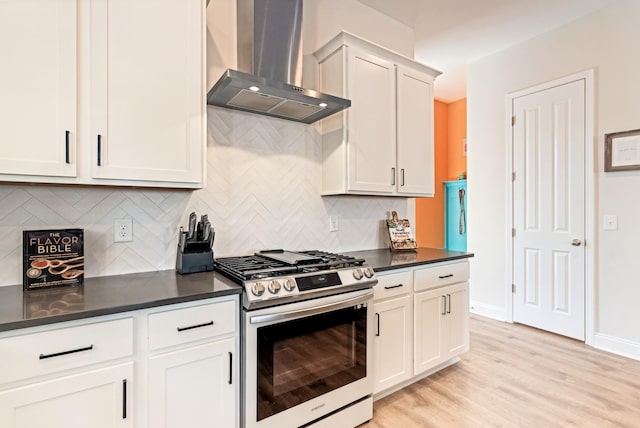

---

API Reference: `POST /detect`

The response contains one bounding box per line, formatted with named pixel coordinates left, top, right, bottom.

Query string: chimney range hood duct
left=207, top=0, right=350, bottom=124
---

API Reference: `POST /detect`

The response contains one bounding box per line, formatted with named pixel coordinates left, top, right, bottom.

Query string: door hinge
left=512, top=115, right=516, bottom=126
left=512, top=283, right=516, bottom=293
left=512, top=228, right=516, bottom=237
left=512, top=172, right=516, bottom=182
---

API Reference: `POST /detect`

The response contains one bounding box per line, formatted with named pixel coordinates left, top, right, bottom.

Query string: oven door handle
left=249, top=293, right=371, bottom=325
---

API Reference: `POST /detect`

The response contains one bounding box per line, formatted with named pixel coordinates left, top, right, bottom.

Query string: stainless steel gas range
left=214, top=250, right=377, bottom=428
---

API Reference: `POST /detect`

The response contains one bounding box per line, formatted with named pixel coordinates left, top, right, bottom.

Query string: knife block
left=176, top=241, right=214, bottom=274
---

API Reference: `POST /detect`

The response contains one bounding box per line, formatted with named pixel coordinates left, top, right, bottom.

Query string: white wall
left=0, top=0, right=415, bottom=287
left=467, top=0, right=640, bottom=356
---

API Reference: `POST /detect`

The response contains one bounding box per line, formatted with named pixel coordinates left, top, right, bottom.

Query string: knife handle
left=203, top=222, right=211, bottom=242
left=187, top=212, right=197, bottom=239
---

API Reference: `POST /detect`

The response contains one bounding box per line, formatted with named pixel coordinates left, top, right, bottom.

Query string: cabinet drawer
left=414, top=261, right=469, bottom=292
left=148, top=299, right=236, bottom=351
left=374, top=270, right=412, bottom=300
left=0, top=318, right=133, bottom=385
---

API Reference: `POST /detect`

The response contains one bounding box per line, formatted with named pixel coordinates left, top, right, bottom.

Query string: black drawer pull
left=228, top=352, right=233, bottom=384
left=97, top=134, right=102, bottom=166
left=39, top=344, right=93, bottom=360
left=65, top=130, right=70, bottom=164
left=176, top=320, right=214, bottom=332
left=122, top=379, right=127, bottom=419
left=384, top=284, right=404, bottom=290
left=438, top=274, right=454, bottom=279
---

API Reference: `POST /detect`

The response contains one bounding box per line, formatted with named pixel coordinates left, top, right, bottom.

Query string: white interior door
left=512, top=79, right=585, bottom=340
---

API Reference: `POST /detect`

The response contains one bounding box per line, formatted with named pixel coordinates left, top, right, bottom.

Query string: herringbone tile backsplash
left=0, top=107, right=408, bottom=286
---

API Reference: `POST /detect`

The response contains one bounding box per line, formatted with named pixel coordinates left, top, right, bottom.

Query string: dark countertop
left=0, top=270, right=241, bottom=333
left=345, top=247, right=474, bottom=272
left=0, top=247, right=472, bottom=333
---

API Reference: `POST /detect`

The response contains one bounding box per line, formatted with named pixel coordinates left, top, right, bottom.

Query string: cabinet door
left=346, top=46, right=396, bottom=193
left=149, top=337, right=236, bottom=428
left=442, top=282, right=469, bottom=360
left=396, top=65, right=434, bottom=196
left=373, top=295, right=412, bottom=394
left=413, top=287, right=445, bottom=375
left=90, top=0, right=204, bottom=185
left=0, top=0, right=77, bottom=178
left=0, top=362, right=133, bottom=428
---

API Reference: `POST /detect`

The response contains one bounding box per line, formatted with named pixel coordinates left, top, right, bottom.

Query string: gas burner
left=214, top=250, right=375, bottom=309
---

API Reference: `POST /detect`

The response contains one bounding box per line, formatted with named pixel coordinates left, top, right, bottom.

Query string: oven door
left=243, top=288, right=374, bottom=428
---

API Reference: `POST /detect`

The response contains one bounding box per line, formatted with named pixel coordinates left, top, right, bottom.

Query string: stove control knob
left=364, top=267, right=374, bottom=278
left=283, top=278, right=296, bottom=292
left=268, top=280, right=281, bottom=294
left=353, top=268, right=364, bottom=280
left=251, top=282, right=265, bottom=297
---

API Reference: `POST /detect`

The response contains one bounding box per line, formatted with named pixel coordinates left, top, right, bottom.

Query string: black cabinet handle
left=446, top=294, right=451, bottom=314
left=228, top=352, right=233, bottom=384
left=97, top=134, right=102, bottom=166
left=39, top=344, right=93, bottom=360
left=375, top=313, right=380, bottom=336
left=391, top=167, right=396, bottom=185
left=122, top=379, right=127, bottom=419
left=65, top=130, right=70, bottom=164
left=401, top=168, right=405, bottom=186
left=438, top=274, right=454, bottom=279
left=176, top=320, right=214, bottom=332
left=441, top=296, right=447, bottom=315
left=384, top=283, right=404, bottom=290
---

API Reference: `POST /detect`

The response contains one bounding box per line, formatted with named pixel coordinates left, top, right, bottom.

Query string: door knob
left=571, top=239, right=582, bottom=246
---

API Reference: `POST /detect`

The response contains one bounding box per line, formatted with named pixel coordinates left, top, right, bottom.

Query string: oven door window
left=256, top=304, right=367, bottom=421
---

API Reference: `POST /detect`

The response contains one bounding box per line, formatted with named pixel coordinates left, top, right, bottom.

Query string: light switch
left=603, top=214, right=618, bottom=231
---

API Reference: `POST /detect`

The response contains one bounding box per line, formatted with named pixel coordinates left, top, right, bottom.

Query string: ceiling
left=357, top=0, right=615, bottom=102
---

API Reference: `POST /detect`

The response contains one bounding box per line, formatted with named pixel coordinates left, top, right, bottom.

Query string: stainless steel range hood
left=207, top=0, right=350, bottom=124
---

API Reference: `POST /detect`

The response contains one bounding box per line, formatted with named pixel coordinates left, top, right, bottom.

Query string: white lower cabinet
left=0, top=317, right=134, bottom=428
left=148, top=338, right=235, bottom=428
left=373, top=294, right=412, bottom=394
left=413, top=282, right=469, bottom=375
left=0, top=363, right=133, bottom=428
left=0, top=295, right=239, bottom=428
left=145, top=297, right=239, bottom=428
left=372, top=260, right=470, bottom=397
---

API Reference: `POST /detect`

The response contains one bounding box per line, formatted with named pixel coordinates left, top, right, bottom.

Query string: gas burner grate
left=214, top=250, right=366, bottom=283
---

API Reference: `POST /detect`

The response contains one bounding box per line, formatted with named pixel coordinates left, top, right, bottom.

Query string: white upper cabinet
left=0, top=0, right=205, bottom=188
left=396, top=65, right=435, bottom=196
left=346, top=46, right=397, bottom=194
left=314, top=32, right=440, bottom=197
left=89, top=0, right=205, bottom=185
left=0, top=0, right=77, bottom=178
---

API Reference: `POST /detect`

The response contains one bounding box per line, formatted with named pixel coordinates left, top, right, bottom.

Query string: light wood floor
left=366, top=315, right=640, bottom=427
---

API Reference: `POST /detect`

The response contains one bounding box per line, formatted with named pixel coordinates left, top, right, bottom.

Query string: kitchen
left=1, top=0, right=640, bottom=426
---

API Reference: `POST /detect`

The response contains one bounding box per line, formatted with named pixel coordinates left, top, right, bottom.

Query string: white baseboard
left=593, top=333, right=640, bottom=361
left=469, top=301, right=507, bottom=321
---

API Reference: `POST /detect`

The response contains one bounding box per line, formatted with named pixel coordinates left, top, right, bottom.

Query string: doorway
left=507, top=71, right=595, bottom=343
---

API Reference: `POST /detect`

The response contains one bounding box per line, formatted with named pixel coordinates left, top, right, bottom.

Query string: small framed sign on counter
left=23, top=229, right=84, bottom=291
left=605, top=129, right=640, bottom=172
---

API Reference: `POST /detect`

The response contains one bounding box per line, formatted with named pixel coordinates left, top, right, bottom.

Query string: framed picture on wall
left=605, top=129, right=640, bottom=171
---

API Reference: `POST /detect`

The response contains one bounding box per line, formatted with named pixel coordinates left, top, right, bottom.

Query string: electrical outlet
left=114, top=218, right=133, bottom=242
left=603, top=214, right=618, bottom=231
left=329, top=216, right=339, bottom=232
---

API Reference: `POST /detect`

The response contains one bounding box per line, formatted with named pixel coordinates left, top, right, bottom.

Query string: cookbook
left=386, top=211, right=418, bottom=251
left=23, top=229, right=84, bottom=291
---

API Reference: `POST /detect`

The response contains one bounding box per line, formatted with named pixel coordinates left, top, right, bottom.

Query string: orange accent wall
left=415, top=98, right=467, bottom=249
left=415, top=100, right=448, bottom=248
left=447, top=98, right=467, bottom=181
